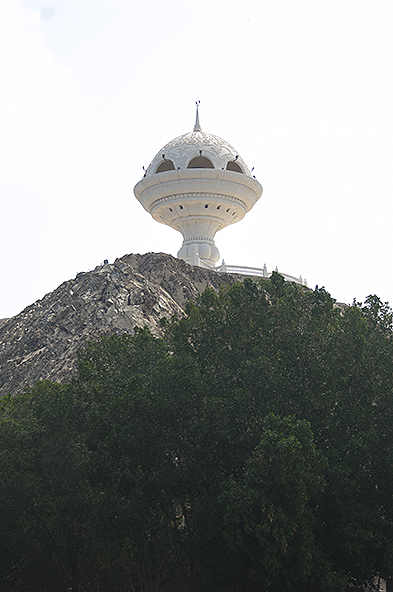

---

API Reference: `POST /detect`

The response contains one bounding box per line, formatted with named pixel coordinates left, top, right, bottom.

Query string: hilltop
left=0, top=252, right=243, bottom=397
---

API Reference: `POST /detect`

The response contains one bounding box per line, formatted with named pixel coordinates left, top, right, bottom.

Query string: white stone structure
left=217, top=261, right=306, bottom=286
left=134, top=106, right=262, bottom=269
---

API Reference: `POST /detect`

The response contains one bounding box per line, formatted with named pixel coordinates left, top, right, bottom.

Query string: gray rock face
left=0, top=253, right=242, bottom=397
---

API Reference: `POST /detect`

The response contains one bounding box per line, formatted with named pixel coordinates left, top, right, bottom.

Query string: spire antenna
left=193, top=100, right=202, bottom=132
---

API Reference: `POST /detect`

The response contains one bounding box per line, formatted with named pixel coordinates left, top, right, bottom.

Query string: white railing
left=216, top=262, right=306, bottom=286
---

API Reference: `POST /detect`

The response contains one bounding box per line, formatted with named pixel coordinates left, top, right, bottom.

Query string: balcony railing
left=216, top=262, right=306, bottom=286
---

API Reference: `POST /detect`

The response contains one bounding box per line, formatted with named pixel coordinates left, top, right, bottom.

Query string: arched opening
left=187, top=156, right=214, bottom=169
left=226, top=160, right=243, bottom=173
left=156, top=160, right=175, bottom=173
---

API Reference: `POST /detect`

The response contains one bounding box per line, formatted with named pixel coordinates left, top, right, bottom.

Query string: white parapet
left=216, top=261, right=306, bottom=286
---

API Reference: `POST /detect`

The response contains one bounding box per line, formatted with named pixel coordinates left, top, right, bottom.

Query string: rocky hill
left=0, top=253, right=243, bottom=398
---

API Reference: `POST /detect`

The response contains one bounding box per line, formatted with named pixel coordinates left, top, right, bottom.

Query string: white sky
left=1, top=0, right=392, bottom=318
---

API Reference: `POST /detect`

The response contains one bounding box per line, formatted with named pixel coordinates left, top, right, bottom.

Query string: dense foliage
left=1, top=275, right=393, bottom=592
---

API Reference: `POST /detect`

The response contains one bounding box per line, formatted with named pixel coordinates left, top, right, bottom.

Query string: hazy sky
left=1, top=0, right=393, bottom=318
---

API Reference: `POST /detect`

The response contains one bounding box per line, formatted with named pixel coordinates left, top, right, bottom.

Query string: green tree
left=220, top=414, right=326, bottom=592
left=0, top=381, right=94, bottom=592
left=1, top=278, right=393, bottom=592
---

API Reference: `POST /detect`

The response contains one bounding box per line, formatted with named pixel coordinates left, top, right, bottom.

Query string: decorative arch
left=156, top=160, right=175, bottom=173
left=226, top=160, right=243, bottom=173
left=187, top=156, right=214, bottom=169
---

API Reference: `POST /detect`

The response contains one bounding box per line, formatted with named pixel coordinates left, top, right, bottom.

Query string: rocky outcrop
left=0, top=253, right=243, bottom=397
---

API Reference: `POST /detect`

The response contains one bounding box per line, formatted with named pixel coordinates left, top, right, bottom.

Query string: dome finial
left=193, top=100, right=202, bottom=132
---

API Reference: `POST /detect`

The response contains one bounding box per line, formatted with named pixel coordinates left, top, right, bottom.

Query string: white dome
left=145, top=130, right=251, bottom=177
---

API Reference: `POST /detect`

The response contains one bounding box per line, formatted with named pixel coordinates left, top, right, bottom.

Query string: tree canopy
left=1, top=275, right=393, bottom=592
